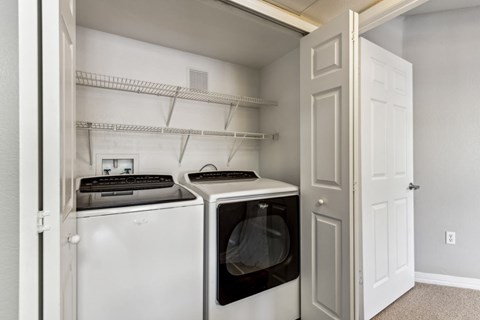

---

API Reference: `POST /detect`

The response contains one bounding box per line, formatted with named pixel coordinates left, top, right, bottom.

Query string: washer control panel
left=79, top=174, right=174, bottom=192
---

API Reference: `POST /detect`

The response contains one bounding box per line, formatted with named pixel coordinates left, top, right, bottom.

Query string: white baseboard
left=415, top=272, right=480, bottom=291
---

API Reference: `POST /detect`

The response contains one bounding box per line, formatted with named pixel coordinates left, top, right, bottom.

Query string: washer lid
left=76, top=175, right=198, bottom=211
left=183, top=171, right=298, bottom=202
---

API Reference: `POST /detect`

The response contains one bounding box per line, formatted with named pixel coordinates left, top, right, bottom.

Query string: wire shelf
left=76, top=71, right=277, bottom=108
left=76, top=121, right=277, bottom=140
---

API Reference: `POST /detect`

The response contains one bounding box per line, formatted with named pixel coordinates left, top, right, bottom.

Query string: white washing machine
left=183, top=171, right=300, bottom=320
left=76, top=174, right=204, bottom=320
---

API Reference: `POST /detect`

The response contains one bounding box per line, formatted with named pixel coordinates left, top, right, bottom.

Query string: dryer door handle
left=258, top=203, right=269, bottom=209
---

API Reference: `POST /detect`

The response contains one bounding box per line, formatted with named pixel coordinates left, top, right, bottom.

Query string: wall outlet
left=445, top=231, right=456, bottom=245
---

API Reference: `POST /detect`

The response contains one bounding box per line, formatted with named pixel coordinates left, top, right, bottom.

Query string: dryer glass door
left=226, top=213, right=290, bottom=275
left=217, top=195, right=299, bottom=305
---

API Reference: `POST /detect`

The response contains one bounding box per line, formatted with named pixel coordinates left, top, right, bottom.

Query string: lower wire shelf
left=76, top=121, right=279, bottom=165
left=76, top=121, right=277, bottom=140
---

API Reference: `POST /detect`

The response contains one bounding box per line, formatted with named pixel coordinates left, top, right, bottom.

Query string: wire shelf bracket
left=87, top=122, right=93, bottom=167
left=227, top=135, right=246, bottom=166
left=225, top=101, right=240, bottom=130
left=179, top=134, right=191, bottom=164
left=166, top=87, right=180, bottom=127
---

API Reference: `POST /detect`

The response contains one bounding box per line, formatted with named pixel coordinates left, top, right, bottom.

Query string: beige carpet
left=373, top=283, right=480, bottom=320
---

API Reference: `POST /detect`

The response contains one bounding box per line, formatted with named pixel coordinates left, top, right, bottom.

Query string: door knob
left=68, top=234, right=81, bottom=245
left=317, top=199, right=325, bottom=206
left=408, top=183, right=420, bottom=191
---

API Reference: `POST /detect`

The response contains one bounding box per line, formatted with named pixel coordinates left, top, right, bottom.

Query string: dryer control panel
left=188, top=171, right=258, bottom=183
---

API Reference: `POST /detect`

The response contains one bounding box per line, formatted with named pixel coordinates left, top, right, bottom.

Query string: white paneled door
left=300, top=10, right=358, bottom=320
left=43, top=0, right=77, bottom=320
left=360, top=38, right=414, bottom=320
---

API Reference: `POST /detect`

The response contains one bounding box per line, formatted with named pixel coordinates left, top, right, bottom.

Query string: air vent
left=189, top=69, right=209, bottom=91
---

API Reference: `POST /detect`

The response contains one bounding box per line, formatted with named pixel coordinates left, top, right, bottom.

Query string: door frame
left=359, top=0, right=430, bottom=33
left=18, top=0, right=40, bottom=319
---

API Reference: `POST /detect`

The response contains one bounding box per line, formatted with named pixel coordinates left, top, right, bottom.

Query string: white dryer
left=76, top=174, right=204, bottom=320
left=183, top=171, right=300, bottom=320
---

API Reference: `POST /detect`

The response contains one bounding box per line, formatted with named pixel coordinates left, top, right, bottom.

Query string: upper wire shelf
left=76, top=71, right=278, bottom=108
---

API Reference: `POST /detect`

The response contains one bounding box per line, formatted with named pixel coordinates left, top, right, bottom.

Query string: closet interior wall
left=76, top=27, right=262, bottom=177
left=0, top=0, right=19, bottom=319
left=259, top=48, right=300, bottom=186
left=362, top=17, right=405, bottom=58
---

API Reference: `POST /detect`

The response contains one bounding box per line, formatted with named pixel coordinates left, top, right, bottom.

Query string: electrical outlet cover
left=446, top=231, right=456, bottom=245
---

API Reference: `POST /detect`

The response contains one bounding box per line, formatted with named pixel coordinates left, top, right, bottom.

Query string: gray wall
left=404, top=7, right=480, bottom=279
left=259, top=48, right=300, bottom=186
left=0, top=0, right=19, bottom=319
left=363, top=17, right=405, bottom=58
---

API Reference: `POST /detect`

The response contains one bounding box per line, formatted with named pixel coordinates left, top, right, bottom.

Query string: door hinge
left=353, top=181, right=358, bottom=192
left=37, top=210, right=51, bottom=233
left=351, top=31, right=357, bottom=41
left=359, top=269, right=364, bottom=285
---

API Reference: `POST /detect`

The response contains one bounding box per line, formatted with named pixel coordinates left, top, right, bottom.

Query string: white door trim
left=218, top=0, right=318, bottom=32
left=42, top=0, right=77, bottom=318
left=18, top=0, right=40, bottom=319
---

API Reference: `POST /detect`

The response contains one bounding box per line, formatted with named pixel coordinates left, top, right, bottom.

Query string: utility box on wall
left=96, top=154, right=139, bottom=175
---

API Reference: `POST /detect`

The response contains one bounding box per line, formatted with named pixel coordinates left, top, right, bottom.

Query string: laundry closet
left=70, top=1, right=303, bottom=320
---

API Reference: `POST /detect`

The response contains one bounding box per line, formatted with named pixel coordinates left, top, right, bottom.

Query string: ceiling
left=76, top=0, right=303, bottom=69
left=77, top=0, right=480, bottom=69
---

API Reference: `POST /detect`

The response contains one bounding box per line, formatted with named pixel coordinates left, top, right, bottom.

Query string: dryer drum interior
left=217, top=195, right=299, bottom=305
